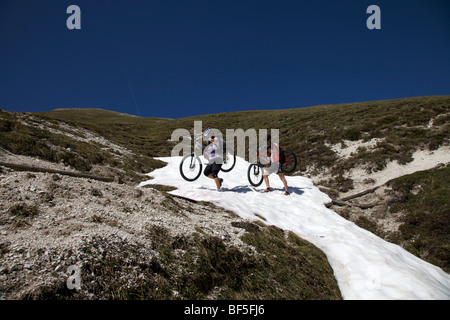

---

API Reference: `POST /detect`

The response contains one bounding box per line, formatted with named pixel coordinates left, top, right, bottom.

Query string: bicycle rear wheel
left=281, top=150, right=297, bottom=174
left=220, top=152, right=236, bottom=172
left=179, top=154, right=202, bottom=181
left=247, top=164, right=264, bottom=187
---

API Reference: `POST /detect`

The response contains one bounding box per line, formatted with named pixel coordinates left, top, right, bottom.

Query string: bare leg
left=214, top=177, right=220, bottom=189
left=278, top=173, right=288, bottom=192
left=208, top=174, right=221, bottom=190
left=263, top=174, right=270, bottom=189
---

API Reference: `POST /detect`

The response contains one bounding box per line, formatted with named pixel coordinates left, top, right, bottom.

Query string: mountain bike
left=179, top=137, right=236, bottom=182
left=247, top=148, right=297, bottom=187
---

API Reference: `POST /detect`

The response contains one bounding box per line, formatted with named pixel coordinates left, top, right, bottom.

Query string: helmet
left=203, top=128, right=214, bottom=141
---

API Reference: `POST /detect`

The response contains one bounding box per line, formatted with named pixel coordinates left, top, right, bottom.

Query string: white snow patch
left=327, top=138, right=384, bottom=159
left=139, top=156, right=450, bottom=300
left=347, top=146, right=450, bottom=195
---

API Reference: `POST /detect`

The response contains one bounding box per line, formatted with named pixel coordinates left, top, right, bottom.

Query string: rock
left=10, top=264, right=22, bottom=272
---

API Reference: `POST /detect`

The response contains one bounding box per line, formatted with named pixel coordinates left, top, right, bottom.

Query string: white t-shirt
left=204, top=137, right=223, bottom=162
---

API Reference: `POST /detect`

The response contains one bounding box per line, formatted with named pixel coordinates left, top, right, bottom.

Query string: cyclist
left=262, top=135, right=289, bottom=195
left=202, top=128, right=224, bottom=190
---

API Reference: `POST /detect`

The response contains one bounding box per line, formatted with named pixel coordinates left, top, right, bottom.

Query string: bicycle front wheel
left=180, top=154, right=203, bottom=181
left=247, top=164, right=264, bottom=187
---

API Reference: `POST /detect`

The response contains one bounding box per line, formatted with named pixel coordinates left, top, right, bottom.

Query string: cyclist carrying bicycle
left=261, top=135, right=289, bottom=195
left=202, top=128, right=224, bottom=190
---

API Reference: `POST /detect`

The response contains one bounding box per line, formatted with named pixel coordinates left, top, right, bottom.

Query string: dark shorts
left=204, top=162, right=222, bottom=178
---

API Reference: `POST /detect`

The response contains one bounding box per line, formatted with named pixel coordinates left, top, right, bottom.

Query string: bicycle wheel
left=247, top=164, right=264, bottom=187
left=179, top=154, right=202, bottom=181
left=281, top=150, right=297, bottom=174
left=220, top=152, right=236, bottom=172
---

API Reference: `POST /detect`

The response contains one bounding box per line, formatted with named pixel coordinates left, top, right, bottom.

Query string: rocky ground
left=0, top=152, right=256, bottom=299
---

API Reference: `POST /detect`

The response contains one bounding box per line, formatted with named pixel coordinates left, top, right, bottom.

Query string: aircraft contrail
left=124, top=65, right=140, bottom=117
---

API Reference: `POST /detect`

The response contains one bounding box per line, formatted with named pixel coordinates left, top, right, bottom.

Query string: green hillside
left=0, top=109, right=166, bottom=182
left=386, top=166, right=450, bottom=272
left=36, top=95, right=449, bottom=189
left=1, top=95, right=447, bottom=190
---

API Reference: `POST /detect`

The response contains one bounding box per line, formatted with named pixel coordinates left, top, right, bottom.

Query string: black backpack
left=279, top=149, right=286, bottom=164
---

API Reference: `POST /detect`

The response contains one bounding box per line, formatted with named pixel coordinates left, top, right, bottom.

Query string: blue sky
left=0, top=0, right=449, bottom=118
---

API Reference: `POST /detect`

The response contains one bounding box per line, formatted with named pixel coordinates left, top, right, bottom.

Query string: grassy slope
left=112, top=222, right=342, bottom=300
left=179, top=96, right=449, bottom=183
left=0, top=109, right=166, bottom=182
left=34, top=108, right=176, bottom=158
left=37, top=96, right=450, bottom=183
left=386, top=165, right=450, bottom=272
